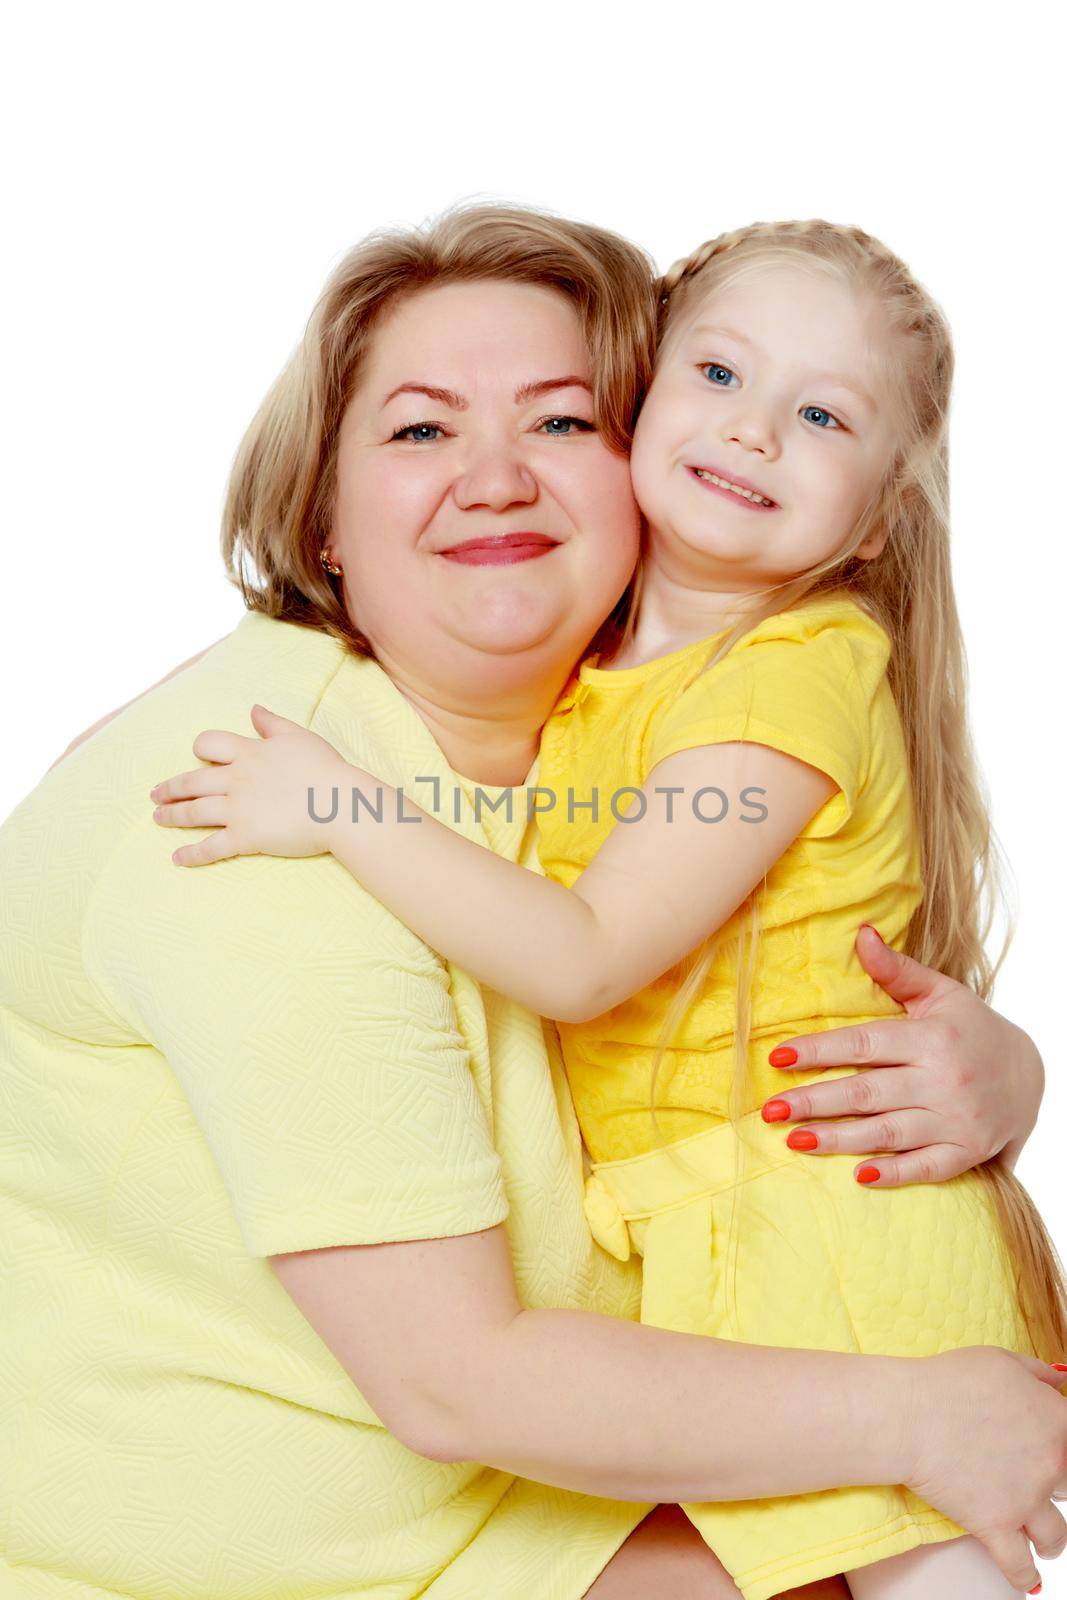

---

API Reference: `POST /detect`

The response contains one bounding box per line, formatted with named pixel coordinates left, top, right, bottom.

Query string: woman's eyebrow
left=381, top=376, right=592, bottom=410
left=382, top=382, right=468, bottom=409
left=514, top=375, right=592, bottom=402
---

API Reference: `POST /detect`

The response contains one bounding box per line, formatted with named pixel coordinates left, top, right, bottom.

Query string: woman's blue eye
left=392, top=423, right=443, bottom=442
left=540, top=415, right=595, bottom=436
left=701, top=363, right=739, bottom=387
left=801, top=406, right=841, bottom=430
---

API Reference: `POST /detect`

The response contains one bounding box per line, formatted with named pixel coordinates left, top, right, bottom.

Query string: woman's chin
left=448, top=586, right=589, bottom=659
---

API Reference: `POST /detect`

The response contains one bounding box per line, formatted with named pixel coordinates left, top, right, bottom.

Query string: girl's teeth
left=695, top=469, right=772, bottom=506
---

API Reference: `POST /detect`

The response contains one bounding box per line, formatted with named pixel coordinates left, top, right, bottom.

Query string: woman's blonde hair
left=221, top=203, right=658, bottom=657
left=602, top=219, right=1067, bottom=1365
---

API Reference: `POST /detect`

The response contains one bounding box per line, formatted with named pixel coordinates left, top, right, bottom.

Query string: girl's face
left=630, top=262, right=900, bottom=587
left=329, top=280, right=640, bottom=693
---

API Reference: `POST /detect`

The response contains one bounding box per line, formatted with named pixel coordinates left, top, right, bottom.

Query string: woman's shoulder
left=3, top=612, right=355, bottom=871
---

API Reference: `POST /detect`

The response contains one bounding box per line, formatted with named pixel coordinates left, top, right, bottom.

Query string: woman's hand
left=900, top=1347, right=1067, bottom=1593
left=761, top=924, right=1044, bottom=1188
left=150, top=703, right=356, bottom=866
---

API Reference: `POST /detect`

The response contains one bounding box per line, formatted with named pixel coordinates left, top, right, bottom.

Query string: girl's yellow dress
left=537, top=592, right=1034, bottom=1600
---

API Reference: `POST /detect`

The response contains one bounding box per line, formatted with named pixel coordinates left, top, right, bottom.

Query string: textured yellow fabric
left=537, top=593, right=925, bottom=1162
left=0, top=611, right=646, bottom=1598
left=537, top=592, right=1035, bottom=1596
left=582, top=1104, right=1033, bottom=1600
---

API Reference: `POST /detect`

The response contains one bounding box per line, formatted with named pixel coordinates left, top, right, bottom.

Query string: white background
left=3, top=3, right=1063, bottom=1218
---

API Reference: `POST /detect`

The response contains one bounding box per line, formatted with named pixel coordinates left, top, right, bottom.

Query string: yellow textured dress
left=537, top=592, right=1034, bottom=1600
left=0, top=611, right=648, bottom=1600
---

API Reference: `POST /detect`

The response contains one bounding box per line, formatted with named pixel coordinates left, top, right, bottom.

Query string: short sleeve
left=647, top=605, right=888, bottom=836
left=83, top=815, right=509, bottom=1257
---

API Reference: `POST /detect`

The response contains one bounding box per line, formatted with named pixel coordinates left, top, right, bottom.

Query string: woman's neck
left=374, top=653, right=566, bottom=787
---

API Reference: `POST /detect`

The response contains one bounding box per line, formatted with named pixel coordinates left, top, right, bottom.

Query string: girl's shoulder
left=728, top=592, right=893, bottom=686
left=742, top=591, right=889, bottom=651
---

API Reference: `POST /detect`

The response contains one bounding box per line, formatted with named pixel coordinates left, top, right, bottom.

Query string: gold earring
left=319, top=548, right=342, bottom=576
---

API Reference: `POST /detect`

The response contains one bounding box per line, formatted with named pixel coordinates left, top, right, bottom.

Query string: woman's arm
left=47, top=636, right=226, bottom=770
left=151, top=706, right=834, bottom=1023
left=757, top=924, right=1046, bottom=1186
left=271, top=1221, right=1067, bottom=1596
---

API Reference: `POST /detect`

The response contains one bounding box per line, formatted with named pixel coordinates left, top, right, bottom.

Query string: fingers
left=1025, top=1499, right=1067, bottom=1562
left=764, top=1065, right=926, bottom=1123
left=852, top=923, right=954, bottom=1008
left=980, top=1527, right=1043, bottom=1594
left=840, top=1144, right=971, bottom=1189
left=772, top=1107, right=951, bottom=1160
left=249, top=703, right=301, bottom=734
left=770, top=1018, right=919, bottom=1071
left=759, top=1067, right=977, bottom=1186
left=169, top=831, right=242, bottom=867
left=153, top=798, right=229, bottom=829
left=151, top=768, right=231, bottom=804
left=191, top=729, right=250, bottom=763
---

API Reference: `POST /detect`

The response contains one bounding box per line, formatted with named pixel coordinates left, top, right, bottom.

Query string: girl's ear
left=855, top=527, right=889, bottom=560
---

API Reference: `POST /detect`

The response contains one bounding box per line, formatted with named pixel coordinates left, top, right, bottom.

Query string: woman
left=1, top=205, right=1062, bottom=1600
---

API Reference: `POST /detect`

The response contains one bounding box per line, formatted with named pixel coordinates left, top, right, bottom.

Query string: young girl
left=150, top=220, right=1067, bottom=1599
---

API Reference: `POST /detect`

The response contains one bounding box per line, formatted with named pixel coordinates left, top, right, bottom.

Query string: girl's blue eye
left=701, top=363, right=739, bottom=387
left=540, top=415, right=595, bottom=436
left=392, top=423, right=444, bottom=442
left=801, top=406, right=841, bottom=430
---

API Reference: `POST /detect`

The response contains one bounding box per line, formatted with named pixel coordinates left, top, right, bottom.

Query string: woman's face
left=329, top=281, right=640, bottom=696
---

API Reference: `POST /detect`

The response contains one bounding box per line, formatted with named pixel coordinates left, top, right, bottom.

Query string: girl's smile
left=688, top=464, right=779, bottom=510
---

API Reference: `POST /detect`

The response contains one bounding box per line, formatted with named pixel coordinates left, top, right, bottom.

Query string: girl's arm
left=151, top=705, right=834, bottom=1023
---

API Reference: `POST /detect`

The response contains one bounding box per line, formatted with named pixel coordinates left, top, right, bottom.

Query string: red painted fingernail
left=768, top=1046, right=798, bottom=1066
left=1052, top=1363, right=1067, bottom=1371
left=858, top=923, right=885, bottom=944
left=787, top=1129, right=819, bottom=1150
left=856, top=1165, right=881, bottom=1184
left=1028, top=1583, right=1041, bottom=1594
left=761, top=1100, right=792, bottom=1123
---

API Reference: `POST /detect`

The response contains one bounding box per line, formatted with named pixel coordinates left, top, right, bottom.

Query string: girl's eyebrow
left=381, top=376, right=592, bottom=410
left=686, top=323, right=877, bottom=413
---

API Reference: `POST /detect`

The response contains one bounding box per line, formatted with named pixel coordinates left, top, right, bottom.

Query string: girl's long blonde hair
left=595, top=219, right=1067, bottom=1363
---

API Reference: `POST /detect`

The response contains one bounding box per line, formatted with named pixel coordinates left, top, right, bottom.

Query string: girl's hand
left=150, top=704, right=355, bottom=866
left=760, top=924, right=1044, bottom=1188
left=901, top=1347, right=1067, bottom=1593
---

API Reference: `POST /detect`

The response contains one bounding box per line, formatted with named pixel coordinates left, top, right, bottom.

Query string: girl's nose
left=453, top=442, right=539, bottom=512
left=723, top=411, right=780, bottom=459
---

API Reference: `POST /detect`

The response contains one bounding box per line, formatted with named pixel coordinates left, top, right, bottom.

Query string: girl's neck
left=604, top=547, right=771, bottom=671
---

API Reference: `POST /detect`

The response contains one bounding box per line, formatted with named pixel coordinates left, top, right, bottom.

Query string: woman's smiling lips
left=687, top=464, right=779, bottom=511
left=439, top=532, right=562, bottom=566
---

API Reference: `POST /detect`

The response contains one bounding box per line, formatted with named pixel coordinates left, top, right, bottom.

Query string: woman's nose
left=453, top=441, right=539, bottom=511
